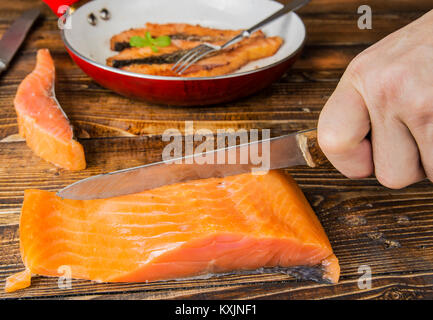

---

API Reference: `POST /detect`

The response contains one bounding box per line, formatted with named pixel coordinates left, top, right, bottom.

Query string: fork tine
left=172, top=46, right=210, bottom=73
left=171, top=45, right=206, bottom=72
left=178, top=47, right=215, bottom=74
left=171, top=48, right=198, bottom=70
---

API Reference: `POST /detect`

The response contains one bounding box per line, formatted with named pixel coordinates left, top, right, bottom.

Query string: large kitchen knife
left=0, top=8, right=40, bottom=74
left=58, top=128, right=330, bottom=200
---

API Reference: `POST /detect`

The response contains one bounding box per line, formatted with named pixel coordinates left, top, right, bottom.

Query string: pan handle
left=41, top=0, right=83, bottom=17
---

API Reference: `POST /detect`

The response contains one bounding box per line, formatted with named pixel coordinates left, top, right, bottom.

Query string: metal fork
left=171, top=0, right=310, bottom=75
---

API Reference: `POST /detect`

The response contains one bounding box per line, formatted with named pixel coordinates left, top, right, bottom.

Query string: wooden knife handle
left=296, top=129, right=331, bottom=168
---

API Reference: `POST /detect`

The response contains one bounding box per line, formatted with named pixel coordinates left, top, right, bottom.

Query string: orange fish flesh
left=5, top=170, right=339, bottom=292
left=13, top=49, right=86, bottom=171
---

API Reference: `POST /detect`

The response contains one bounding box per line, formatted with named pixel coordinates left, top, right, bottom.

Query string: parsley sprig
left=129, top=32, right=171, bottom=52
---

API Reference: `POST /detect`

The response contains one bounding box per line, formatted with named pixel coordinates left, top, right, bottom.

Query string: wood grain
left=0, top=0, right=431, bottom=22
left=0, top=0, right=432, bottom=300
left=2, top=138, right=433, bottom=299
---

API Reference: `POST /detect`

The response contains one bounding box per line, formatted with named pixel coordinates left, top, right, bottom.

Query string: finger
left=406, top=122, right=433, bottom=183
left=396, top=79, right=433, bottom=183
left=371, top=116, right=425, bottom=189
left=318, top=79, right=373, bottom=179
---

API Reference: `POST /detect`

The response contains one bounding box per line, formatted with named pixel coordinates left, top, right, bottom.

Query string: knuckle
left=359, top=65, right=408, bottom=114
left=318, top=127, right=351, bottom=155
left=425, top=169, right=433, bottom=182
left=346, top=165, right=373, bottom=180
left=344, top=171, right=370, bottom=180
left=403, top=96, right=433, bottom=128
left=421, top=162, right=433, bottom=183
left=346, top=52, right=369, bottom=81
left=427, top=174, right=433, bottom=185
left=348, top=56, right=412, bottom=114
left=375, top=170, right=409, bottom=190
left=377, top=66, right=408, bottom=100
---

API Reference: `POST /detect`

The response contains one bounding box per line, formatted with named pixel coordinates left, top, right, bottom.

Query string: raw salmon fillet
left=5, top=170, right=339, bottom=292
left=13, top=49, right=86, bottom=171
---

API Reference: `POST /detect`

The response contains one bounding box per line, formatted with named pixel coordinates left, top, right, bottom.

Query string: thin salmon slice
left=14, top=49, right=86, bottom=171
left=110, top=23, right=242, bottom=51
left=120, top=36, right=283, bottom=77
left=107, top=31, right=265, bottom=69
left=106, top=41, right=202, bottom=68
left=107, top=23, right=283, bottom=77
left=4, top=269, right=31, bottom=293
left=5, top=170, right=339, bottom=292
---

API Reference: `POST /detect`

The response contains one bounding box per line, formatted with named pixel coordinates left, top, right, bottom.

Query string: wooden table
left=1, top=0, right=432, bottom=300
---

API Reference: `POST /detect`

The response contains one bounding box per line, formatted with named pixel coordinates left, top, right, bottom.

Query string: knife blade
left=0, top=8, right=40, bottom=74
left=58, top=128, right=329, bottom=200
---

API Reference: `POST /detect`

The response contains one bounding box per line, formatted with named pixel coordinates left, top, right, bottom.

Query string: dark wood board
left=0, top=0, right=432, bottom=300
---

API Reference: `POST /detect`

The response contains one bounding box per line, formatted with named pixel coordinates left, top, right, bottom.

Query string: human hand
left=318, top=10, right=433, bottom=189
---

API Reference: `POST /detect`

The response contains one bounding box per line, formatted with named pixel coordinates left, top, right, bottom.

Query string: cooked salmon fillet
left=5, top=170, right=339, bottom=292
left=120, top=36, right=283, bottom=77
left=110, top=23, right=242, bottom=51
left=13, top=49, right=86, bottom=171
left=106, top=41, right=202, bottom=68
left=107, top=23, right=283, bottom=77
left=107, top=30, right=265, bottom=68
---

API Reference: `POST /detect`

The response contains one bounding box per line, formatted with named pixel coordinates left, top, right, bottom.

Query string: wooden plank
left=1, top=137, right=433, bottom=299
left=0, top=12, right=424, bottom=48
left=303, top=12, right=424, bottom=45
left=0, top=45, right=359, bottom=88
left=1, top=0, right=432, bottom=300
left=0, top=8, right=426, bottom=141
left=0, top=43, right=357, bottom=139
left=0, top=0, right=431, bottom=22
left=0, top=77, right=337, bottom=139
left=0, top=43, right=362, bottom=78
left=82, top=273, right=433, bottom=300
left=294, top=0, right=433, bottom=14
left=4, top=272, right=433, bottom=300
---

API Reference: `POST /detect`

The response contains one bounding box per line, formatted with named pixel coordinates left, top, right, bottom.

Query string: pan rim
left=61, top=2, right=306, bottom=81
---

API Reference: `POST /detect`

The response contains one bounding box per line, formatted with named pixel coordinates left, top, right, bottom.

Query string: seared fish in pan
left=107, top=23, right=283, bottom=77
left=110, top=23, right=243, bottom=51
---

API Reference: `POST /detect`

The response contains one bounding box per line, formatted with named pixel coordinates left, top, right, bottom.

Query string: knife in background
left=58, top=128, right=330, bottom=200
left=0, top=8, right=40, bottom=74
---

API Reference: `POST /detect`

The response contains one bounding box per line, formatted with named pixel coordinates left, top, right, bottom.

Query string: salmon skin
left=5, top=170, right=339, bottom=292
left=114, top=36, right=283, bottom=77
left=107, top=31, right=262, bottom=68
left=107, top=44, right=199, bottom=69
left=107, top=23, right=283, bottom=77
left=110, top=23, right=242, bottom=51
left=13, top=49, right=86, bottom=171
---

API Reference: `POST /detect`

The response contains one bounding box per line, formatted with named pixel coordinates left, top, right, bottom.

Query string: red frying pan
left=42, top=0, right=306, bottom=106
